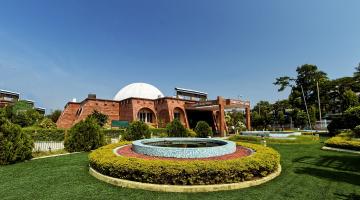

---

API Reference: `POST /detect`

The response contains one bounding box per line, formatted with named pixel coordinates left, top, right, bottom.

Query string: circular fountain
left=131, top=138, right=236, bottom=158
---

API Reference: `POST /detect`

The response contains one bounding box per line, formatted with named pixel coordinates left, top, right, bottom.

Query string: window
left=137, top=109, right=153, bottom=123
left=174, top=112, right=180, bottom=120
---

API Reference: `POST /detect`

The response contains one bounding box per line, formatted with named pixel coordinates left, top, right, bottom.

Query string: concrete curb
left=89, top=164, right=282, bottom=193
left=322, top=146, right=360, bottom=155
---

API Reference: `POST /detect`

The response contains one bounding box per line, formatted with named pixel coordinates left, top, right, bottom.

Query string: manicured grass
left=0, top=141, right=359, bottom=200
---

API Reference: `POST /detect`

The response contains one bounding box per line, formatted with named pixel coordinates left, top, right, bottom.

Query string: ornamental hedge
left=325, top=136, right=360, bottom=151
left=89, top=142, right=280, bottom=185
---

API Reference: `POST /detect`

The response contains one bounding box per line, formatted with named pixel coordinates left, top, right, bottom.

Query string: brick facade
left=56, top=96, right=251, bottom=136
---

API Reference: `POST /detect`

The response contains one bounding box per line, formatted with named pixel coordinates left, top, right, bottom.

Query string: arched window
left=137, top=108, right=154, bottom=123
left=173, top=107, right=185, bottom=124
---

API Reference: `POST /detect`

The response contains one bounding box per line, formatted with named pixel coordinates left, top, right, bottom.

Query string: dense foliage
left=0, top=101, right=43, bottom=127
left=89, top=142, right=280, bottom=185
left=194, top=121, right=212, bottom=138
left=22, top=127, right=65, bottom=141
left=249, top=64, right=360, bottom=130
left=46, top=110, right=62, bottom=123
left=35, top=118, right=57, bottom=129
left=87, top=110, right=109, bottom=127
left=122, top=121, right=150, bottom=141
left=353, top=125, right=360, bottom=138
left=64, top=117, right=105, bottom=152
left=0, top=118, right=33, bottom=165
left=327, top=105, right=360, bottom=135
left=166, top=119, right=188, bottom=137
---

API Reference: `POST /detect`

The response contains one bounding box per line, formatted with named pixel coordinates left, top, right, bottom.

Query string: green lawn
left=0, top=141, right=359, bottom=200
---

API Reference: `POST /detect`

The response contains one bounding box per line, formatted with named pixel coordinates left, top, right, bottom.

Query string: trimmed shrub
left=149, top=128, right=167, bottom=136
left=64, top=117, right=105, bottom=152
left=186, top=129, right=197, bottom=137
left=194, top=121, right=212, bottom=138
left=166, top=119, right=187, bottom=137
left=89, top=142, right=280, bottom=185
left=325, top=136, right=360, bottom=151
left=0, top=118, right=33, bottom=165
left=102, top=129, right=126, bottom=138
left=22, top=127, right=65, bottom=141
left=122, top=121, right=150, bottom=141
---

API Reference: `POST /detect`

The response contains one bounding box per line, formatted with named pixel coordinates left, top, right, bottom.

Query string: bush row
left=89, top=142, right=280, bottom=185
left=324, top=136, right=360, bottom=151
left=22, top=127, right=66, bottom=141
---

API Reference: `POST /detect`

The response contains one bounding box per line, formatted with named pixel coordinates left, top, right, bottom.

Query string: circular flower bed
left=89, top=141, right=280, bottom=185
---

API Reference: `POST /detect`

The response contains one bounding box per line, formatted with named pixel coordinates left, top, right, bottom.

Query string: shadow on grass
left=292, top=155, right=360, bottom=172
left=334, top=193, right=360, bottom=200
left=294, top=167, right=360, bottom=186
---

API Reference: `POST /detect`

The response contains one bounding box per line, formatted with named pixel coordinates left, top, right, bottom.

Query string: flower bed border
left=89, top=141, right=280, bottom=186
left=89, top=164, right=282, bottom=193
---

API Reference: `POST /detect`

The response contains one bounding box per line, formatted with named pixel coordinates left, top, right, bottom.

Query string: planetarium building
left=56, top=83, right=251, bottom=136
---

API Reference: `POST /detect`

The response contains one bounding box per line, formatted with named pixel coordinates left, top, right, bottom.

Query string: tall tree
left=46, top=110, right=62, bottom=123
left=274, top=64, right=329, bottom=119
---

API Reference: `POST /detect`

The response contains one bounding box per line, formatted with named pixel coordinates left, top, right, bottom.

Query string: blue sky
left=0, top=0, right=359, bottom=112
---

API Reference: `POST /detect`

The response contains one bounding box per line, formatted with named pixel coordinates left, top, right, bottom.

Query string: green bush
left=22, top=127, right=65, bottom=141
left=194, top=121, right=212, bottom=138
left=64, top=117, right=105, bottom=152
left=35, top=118, right=57, bottom=129
left=186, top=129, right=197, bottom=137
left=102, top=129, right=126, bottom=138
left=122, top=121, right=150, bottom=141
left=89, top=142, right=280, bottom=185
left=166, top=119, right=187, bottom=137
left=87, top=110, right=109, bottom=127
left=0, top=118, right=34, bottom=165
left=325, top=136, right=360, bottom=151
left=149, top=128, right=167, bottom=136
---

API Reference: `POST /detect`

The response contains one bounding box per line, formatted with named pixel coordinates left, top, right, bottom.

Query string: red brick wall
left=56, top=103, right=81, bottom=129
left=56, top=99, right=120, bottom=129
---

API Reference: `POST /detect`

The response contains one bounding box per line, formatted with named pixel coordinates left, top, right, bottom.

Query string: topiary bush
left=0, top=118, right=34, bottom=165
left=166, top=119, right=187, bottom=137
left=122, top=121, right=150, bottom=141
left=64, top=117, right=105, bottom=152
left=89, top=142, right=280, bottom=185
left=194, top=121, right=213, bottom=138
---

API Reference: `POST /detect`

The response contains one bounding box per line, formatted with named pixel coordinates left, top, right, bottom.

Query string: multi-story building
left=0, top=89, right=46, bottom=115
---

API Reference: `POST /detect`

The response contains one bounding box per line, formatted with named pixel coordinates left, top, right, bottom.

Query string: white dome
left=114, top=83, right=164, bottom=101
